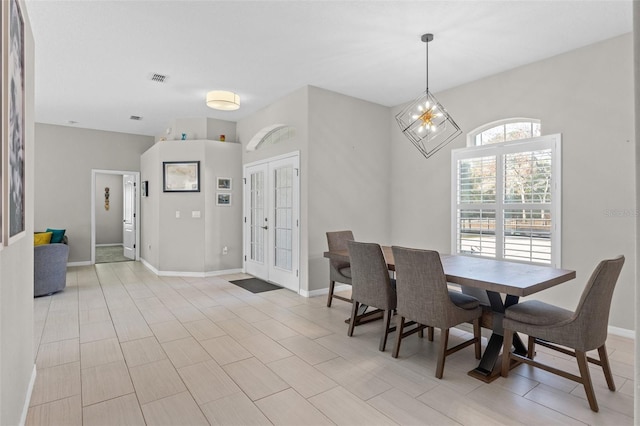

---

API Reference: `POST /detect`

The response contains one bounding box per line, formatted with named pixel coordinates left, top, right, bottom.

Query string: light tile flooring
left=28, top=262, right=634, bottom=425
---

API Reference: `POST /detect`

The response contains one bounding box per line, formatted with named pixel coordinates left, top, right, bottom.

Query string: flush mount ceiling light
left=206, top=90, right=240, bottom=111
left=395, top=33, right=461, bottom=159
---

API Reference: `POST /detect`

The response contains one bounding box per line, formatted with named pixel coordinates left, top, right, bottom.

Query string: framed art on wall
left=163, top=161, right=200, bottom=192
left=6, top=0, right=25, bottom=244
left=217, top=177, right=232, bottom=190
left=0, top=0, right=5, bottom=249
left=216, top=193, right=231, bottom=206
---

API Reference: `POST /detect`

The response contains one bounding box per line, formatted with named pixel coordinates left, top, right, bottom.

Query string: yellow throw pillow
left=34, top=232, right=53, bottom=246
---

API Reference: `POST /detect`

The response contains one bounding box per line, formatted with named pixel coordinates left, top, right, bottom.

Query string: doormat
left=230, top=278, right=282, bottom=294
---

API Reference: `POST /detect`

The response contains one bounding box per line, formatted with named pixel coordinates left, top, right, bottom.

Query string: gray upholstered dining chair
left=391, top=246, right=482, bottom=379
left=347, top=240, right=397, bottom=351
left=326, top=230, right=354, bottom=307
left=501, top=255, right=624, bottom=412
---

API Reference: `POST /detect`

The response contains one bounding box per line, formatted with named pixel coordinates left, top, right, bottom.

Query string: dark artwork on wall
left=8, top=0, right=24, bottom=242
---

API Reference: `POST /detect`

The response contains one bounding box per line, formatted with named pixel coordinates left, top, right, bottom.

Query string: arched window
left=452, top=119, right=562, bottom=266
left=246, top=124, right=296, bottom=152
left=468, top=118, right=541, bottom=147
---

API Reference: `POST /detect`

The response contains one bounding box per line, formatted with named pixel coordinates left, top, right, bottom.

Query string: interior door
left=122, top=174, right=136, bottom=260
left=243, top=154, right=300, bottom=292
left=244, top=163, right=269, bottom=279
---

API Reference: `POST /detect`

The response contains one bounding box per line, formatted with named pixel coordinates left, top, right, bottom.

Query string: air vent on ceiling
left=130, top=115, right=143, bottom=121
left=150, top=73, right=168, bottom=83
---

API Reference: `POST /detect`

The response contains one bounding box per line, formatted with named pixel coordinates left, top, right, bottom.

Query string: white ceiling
left=25, top=0, right=632, bottom=137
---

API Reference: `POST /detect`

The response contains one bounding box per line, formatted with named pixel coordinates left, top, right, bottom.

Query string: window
left=452, top=133, right=561, bottom=266
left=469, top=118, right=541, bottom=146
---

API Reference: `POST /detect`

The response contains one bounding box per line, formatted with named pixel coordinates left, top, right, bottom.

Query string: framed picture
left=217, top=177, right=232, bottom=190
left=216, top=192, right=231, bottom=206
left=5, top=0, right=25, bottom=244
left=163, top=161, right=200, bottom=192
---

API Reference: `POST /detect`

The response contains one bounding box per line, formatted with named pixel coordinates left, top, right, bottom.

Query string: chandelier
left=395, top=34, right=461, bottom=159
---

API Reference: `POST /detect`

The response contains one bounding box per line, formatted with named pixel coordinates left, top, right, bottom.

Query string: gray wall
left=0, top=1, right=35, bottom=423
left=237, top=87, right=311, bottom=288
left=34, top=124, right=154, bottom=262
left=140, top=139, right=242, bottom=273
left=95, top=173, right=123, bottom=245
left=391, top=34, right=635, bottom=331
left=307, top=86, right=392, bottom=292
left=236, top=86, right=392, bottom=293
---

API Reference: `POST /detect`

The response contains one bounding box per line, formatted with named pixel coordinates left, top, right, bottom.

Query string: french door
left=243, top=153, right=300, bottom=292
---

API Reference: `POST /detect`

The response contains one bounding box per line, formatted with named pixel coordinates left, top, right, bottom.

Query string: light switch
left=175, top=211, right=180, bottom=218
left=192, top=211, right=201, bottom=218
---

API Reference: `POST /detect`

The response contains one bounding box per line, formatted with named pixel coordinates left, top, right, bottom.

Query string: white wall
left=0, top=1, right=35, bottom=423
left=140, top=146, right=160, bottom=268
left=34, top=124, right=154, bottom=262
left=94, top=173, right=123, bottom=245
left=391, top=34, right=635, bottom=330
left=140, top=139, right=242, bottom=274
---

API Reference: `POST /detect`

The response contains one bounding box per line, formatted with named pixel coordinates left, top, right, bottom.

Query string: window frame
left=467, top=118, right=541, bottom=147
left=451, top=134, right=562, bottom=267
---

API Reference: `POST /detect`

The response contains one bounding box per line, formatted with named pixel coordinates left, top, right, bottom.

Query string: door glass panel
left=250, top=171, right=264, bottom=262
left=124, top=179, right=134, bottom=224
left=274, top=166, right=293, bottom=271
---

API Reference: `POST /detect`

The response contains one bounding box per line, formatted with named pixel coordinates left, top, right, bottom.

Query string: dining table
left=323, top=247, right=576, bottom=382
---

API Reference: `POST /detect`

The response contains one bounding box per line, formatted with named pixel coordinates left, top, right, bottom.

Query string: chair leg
left=501, top=328, right=514, bottom=377
left=327, top=280, right=336, bottom=307
left=392, top=316, right=405, bottom=358
left=436, top=328, right=449, bottom=379
left=576, top=350, right=599, bottom=412
left=598, top=344, right=616, bottom=391
left=527, top=335, right=536, bottom=359
left=418, top=325, right=424, bottom=339
left=473, top=318, right=482, bottom=360
left=379, top=309, right=393, bottom=352
left=427, top=326, right=434, bottom=341
left=347, top=301, right=359, bottom=337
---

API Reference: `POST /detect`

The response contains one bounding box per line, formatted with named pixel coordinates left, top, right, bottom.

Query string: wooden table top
left=324, top=247, right=576, bottom=297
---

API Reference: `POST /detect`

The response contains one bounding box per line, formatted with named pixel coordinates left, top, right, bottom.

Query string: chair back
left=573, top=255, right=624, bottom=349
left=347, top=241, right=395, bottom=310
left=392, top=246, right=453, bottom=328
left=327, top=230, right=354, bottom=271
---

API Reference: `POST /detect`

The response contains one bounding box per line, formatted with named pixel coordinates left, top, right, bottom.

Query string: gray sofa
left=34, top=240, right=69, bottom=297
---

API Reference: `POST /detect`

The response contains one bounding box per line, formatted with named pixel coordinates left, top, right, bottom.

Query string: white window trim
left=467, top=117, right=541, bottom=147
left=451, top=134, right=562, bottom=267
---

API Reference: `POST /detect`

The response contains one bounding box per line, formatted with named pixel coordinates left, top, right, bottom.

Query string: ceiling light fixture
left=395, top=33, right=461, bottom=159
left=206, top=90, right=240, bottom=111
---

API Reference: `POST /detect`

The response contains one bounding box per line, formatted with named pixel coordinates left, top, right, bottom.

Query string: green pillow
left=46, top=228, right=66, bottom=244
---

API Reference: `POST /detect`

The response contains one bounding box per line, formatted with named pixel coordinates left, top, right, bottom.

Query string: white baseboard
left=301, top=284, right=350, bottom=298
left=204, top=269, right=244, bottom=277
left=139, top=258, right=242, bottom=278
left=19, top=365, right=37, bottom=426
left=607, top=325, right=635, bottom=339
left=67, top=261, right=92, bottom=267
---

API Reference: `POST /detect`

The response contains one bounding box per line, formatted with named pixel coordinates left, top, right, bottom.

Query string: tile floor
left=28, top=261, right=634, bottom=425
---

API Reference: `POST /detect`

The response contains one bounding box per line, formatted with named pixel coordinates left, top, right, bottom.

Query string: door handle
left=261, top=226, right=268, bottom=230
